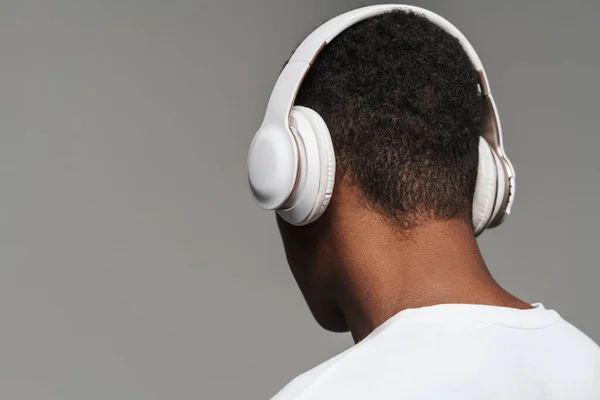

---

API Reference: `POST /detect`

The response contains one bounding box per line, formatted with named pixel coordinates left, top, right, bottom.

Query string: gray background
left=1, top=0, right=598, bottom=398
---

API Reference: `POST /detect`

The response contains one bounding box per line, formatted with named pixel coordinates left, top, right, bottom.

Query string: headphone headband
left=264, top=5, right=489, bottom=130
left=289, top=5, right=483, bottom=68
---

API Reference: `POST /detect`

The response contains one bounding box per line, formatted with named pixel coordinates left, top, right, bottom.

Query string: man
left=253, top=9, right=600, bottom=400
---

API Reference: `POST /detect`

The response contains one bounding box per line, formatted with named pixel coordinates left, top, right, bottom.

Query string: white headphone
left=247, top=5, right=516, bottom=236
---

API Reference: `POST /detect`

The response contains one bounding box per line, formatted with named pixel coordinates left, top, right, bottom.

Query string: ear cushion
left=473, top=138, right=499, bottom=235
left=294, top=106, right=336, bottom=224
left=276, top=106, right=336, bottom=225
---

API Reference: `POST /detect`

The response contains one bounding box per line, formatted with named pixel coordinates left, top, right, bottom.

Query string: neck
left=327, top=215, right=531, bottom=343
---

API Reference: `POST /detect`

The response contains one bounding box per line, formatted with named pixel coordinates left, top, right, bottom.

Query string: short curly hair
left=294, top=10, right=482, bottom=229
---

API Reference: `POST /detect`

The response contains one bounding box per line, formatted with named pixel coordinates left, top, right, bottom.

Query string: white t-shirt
left=271, top=303, right=600, bottom=399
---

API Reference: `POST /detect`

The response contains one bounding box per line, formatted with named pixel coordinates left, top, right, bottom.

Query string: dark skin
left=277, top=178, right=532, bottom=343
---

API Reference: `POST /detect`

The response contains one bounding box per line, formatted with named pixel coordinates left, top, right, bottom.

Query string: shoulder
left=270, top=336, right=376, bottom=400
left=269, top=365, right=325, bottom=400
left=269, top=327, right=417, bottom=400
left=269, top=349, right=350, bottom=400
left=550, top=317, right=600, bottom=365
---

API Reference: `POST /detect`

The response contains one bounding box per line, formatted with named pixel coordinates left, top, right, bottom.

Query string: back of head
left=295, top=10, right=482, bottom=230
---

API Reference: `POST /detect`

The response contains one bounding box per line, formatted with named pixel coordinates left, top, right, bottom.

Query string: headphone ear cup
left=276, top=106, right=336, bottom=225
left=473, top=138, right=498, bottom=235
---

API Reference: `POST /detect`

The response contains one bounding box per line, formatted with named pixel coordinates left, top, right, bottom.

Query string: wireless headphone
left=247, top=4, right=515, bottom=236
